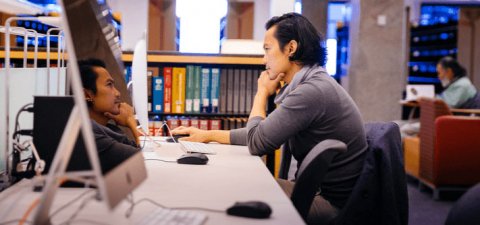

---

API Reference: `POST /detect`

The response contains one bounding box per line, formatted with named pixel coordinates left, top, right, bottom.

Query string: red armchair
left=417, top=98, right=480, bottom=198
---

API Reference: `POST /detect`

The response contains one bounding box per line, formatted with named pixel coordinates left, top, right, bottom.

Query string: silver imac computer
left=34, top=0, right=147, bottom=224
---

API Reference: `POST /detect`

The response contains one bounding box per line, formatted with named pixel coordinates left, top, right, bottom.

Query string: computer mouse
left=176, top=153, right=209, bottom=165
left=226, top=201, right=272, bottom=219
left=166, top=134, right=190, bottom=143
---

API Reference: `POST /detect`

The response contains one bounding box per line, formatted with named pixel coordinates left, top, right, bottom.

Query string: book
left=193, top=66, right=202, bottom=113
left=239, top=69, right=247, bottom=114
left=210, top=68, right=220, bottom=113
left=200, top=68, right=211, bottom=113
left=163, top=67, right=173, bottom=113
left=190, top=118, right=200, bottom=128
left=245, top=69, right=253, bottom=113
left=219, top=67, right=228, bottom=113
left=199, top=119, right=209, bottom=130
left=172, top=67, right=186, bottom=113
left=233, top=69, right=241, bottom=113
left=152, top=76, right=164, bottom=113
left=185, top=65, right=195, bottom=113
left=209, top=119, right=221, bottom=130
left=226, top=68, right=234, bottom=113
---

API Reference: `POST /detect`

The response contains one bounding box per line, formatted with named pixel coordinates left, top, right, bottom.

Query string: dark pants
left=276, top=178, right=339, bottom=225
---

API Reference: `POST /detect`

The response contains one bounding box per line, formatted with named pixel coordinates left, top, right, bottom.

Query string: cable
left=48, top=189, right=95, bottom=219
left=125, top=197, right=225, bottom=218
left=19, top=198, right=39, bottom=225
left=59, top=192, right=97, bottom=225
left=0, top=219, right=32, bottom=225
left=144, top=159, right=177, bottom=163
left=58, top=219, right=110, bottom=225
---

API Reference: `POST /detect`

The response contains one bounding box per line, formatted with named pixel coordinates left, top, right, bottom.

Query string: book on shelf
left=226, top=68, right=234, bottom=113
left=210, top=119, right=221, bottom=130
left=200, top=68, right=211, bottom=113
left=219, top=68, right=228, bottom=113
left=193, top=66, right=202, bottom=113
left=152, top=76, right=164, bottom=113
left=245, top=69, right=253, bottom=114
left=233, top=69, right=241, bottom=113
left=185, top=65, right=195, bottom=113
left=172, top=67, right=186, bottom=113
left=210, top=68, right=220, bottom=113
left=190, top=118, right=200, bottom=128
left=163, top=67, right=172, bottom=113
left=239, top=69, right=247, bottom=114
left=199, top=119, right=209, bottom=130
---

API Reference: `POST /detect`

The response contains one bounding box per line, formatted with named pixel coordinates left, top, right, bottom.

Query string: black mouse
left=166, top=134, right=190, bottom=143
left=226, top=201, right=272, bottom=219
left=177, top=153, right=209, bottom=165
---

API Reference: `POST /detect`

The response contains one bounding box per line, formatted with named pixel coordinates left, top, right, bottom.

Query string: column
left=346, top=0, right=407, bottom=122
left=301, top=0, right=328, bottom=38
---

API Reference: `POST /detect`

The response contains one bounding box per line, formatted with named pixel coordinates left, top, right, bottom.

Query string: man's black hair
left=265, top=12, right=327, bottom=67
left=77, top=58, right=107, bottom=94
left=438, top=56, right=466, bottom=78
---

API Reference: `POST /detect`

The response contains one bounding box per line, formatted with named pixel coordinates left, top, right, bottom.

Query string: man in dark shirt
left=172, top=13, right=367, bottom=224
left=79, top=59, right=140, bottom=173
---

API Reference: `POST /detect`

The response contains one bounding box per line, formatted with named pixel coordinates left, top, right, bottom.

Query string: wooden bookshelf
left=0, top=49, right=264, bottom=65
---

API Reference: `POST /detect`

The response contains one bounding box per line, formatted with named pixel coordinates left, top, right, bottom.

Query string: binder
left=245, top=69, right=253, bottom=113
left=239, top=69, right=247, bottom=114
left=233, top=69, right=240, bottom=113
left=220, top=68, right=228, bottom=113
left=185, top=65, right=195, bottom=113
left=210, top=68, right=221, bottom=113
left=163, top=67, right=172, bottom=113
left=201, top=68, right=211, bottom=113
left=172, top=67, right=186, bottom=114
left=226, top=68, right=234, bottom=113
left=193, top=66, right=202, bottom=113
left=152, top=76, right=164, bottom=113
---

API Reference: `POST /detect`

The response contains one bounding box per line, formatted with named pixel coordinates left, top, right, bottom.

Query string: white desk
left=0, top=141, right=305, bottom=225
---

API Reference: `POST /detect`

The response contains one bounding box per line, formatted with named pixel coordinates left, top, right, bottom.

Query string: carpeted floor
left=407, top=178, right=464, bottom=225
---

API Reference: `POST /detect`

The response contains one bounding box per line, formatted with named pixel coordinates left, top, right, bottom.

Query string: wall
left=227, top=1, right=254, bottom=39
left=108, top=0, right=149, bottom=51
left=347, top=0, right=407, bottom=122
left=457, top=8, right=480, bottom=88
left=148, top=0, right=176, bottom=51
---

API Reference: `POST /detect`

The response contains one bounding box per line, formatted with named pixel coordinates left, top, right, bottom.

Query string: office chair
left=444, top=183, right=480, bottom=225
left=283, top=122, right=408, bottom=225
left=289, top=139, right=347, bottom=221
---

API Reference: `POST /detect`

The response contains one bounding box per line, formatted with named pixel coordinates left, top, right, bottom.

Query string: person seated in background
left=172, top=13, right=367, bottom=224
left=398, top=57, right=478, bottom=137
left=436, top=56, right=477, bottom=108
left=78, top=58, right=140, bottom=173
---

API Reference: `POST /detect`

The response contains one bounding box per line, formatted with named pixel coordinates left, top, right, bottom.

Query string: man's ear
left=84, top=89, right=94, bottom=101
left=288, top=40, right=298, bottom=57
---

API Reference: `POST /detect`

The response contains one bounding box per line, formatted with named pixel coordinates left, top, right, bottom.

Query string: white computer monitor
left=34, top=0, right=147, bottom=223
left=131, top=37, right=149, bottom=135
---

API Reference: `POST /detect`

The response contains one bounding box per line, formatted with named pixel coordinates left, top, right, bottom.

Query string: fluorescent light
left=0, top=0, right=44, bottom=15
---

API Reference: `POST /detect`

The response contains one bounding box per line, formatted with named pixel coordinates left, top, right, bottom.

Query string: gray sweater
left=230, top=65, right=367, bottom=208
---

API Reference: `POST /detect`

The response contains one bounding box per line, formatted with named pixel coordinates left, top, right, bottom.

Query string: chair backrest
left=418, top=98, right=452, bottom=182
left=333, top=122, right=408, bottom=225
left=445, top=183, right=480, bottom=225
left=290, top=139, right=347, bottom=221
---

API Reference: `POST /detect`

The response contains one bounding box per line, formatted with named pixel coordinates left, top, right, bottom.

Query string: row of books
left=147, top=116, right=248, bottom=136
left=140, top=65, right=261, bottom=115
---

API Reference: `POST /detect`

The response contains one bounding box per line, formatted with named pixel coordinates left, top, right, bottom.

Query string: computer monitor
left=131, top=37, right=149, bottom=135
left=34, top=0, right=147, bottom=223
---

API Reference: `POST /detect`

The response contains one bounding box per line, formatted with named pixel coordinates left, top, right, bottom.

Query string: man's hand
left=257, top=70, right=285, bottom=96
left=171, top=126, right=211, bottom=143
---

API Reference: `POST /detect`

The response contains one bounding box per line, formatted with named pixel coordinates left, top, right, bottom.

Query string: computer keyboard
left=179, top=141, right=216, bottom=155
left=136, top=208, right=207, bottom=225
